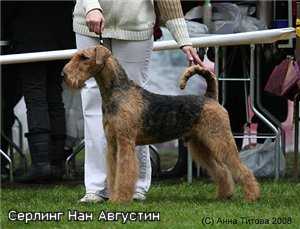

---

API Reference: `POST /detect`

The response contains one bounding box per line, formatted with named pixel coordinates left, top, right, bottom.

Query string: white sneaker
left=133, top=192, right=146, bottom=201
left=79, top=193, right=105, bottom=203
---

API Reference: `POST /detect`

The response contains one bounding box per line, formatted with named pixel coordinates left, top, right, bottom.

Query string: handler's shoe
left=133, top=192, right=146, bottom=201
left=79, top=193, right=105, bottom=203
left=79, top=192, right=146, bottom=203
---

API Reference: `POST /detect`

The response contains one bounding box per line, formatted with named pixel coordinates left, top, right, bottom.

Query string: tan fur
left=63, top=45, right=260, bottom=204
left=188, top=100, right=260, bottom=201
left=179, top=65, right=218, bottom=100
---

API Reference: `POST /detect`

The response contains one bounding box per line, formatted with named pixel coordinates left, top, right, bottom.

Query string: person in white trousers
left=73, top=0, right=202, bottom=203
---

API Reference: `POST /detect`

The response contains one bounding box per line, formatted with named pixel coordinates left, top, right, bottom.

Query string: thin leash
left=99, top=32, right=104, bottom=45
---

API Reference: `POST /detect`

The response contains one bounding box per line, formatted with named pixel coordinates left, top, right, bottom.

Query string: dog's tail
left=179, top=65, right=218, bottom=100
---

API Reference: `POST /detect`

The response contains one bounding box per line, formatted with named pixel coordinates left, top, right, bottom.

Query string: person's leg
left=76, top=34, right=108, bottom=201
left=111, top=39, right=153, bottom=197
left=46, top=60, right=67, bottom=177
left=16, top=62, right=52, bottom=182
left=76, top=34, right=152, bottom=202
left=223, top=47, right=247, bottom=150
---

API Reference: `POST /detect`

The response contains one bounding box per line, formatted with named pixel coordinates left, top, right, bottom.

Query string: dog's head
left=62, top=45, right=111, bottom=89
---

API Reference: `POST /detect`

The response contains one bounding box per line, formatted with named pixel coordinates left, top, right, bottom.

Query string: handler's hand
left=86, top=9, right=105, bottom=34
left=181, top=45, right=203, bottom=66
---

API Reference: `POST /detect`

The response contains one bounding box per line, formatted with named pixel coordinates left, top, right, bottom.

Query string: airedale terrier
left=63, top=45, right=260, bottom=204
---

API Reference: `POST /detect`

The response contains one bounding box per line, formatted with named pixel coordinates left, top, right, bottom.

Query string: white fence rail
left=0, top=28, right=295, bottom=65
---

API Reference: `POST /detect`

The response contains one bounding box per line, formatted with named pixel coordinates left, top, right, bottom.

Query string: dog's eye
left=79, top=54, right=90, bottom=61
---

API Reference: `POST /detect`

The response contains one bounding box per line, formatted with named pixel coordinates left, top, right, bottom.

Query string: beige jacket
left=73, top=0, right=192, bottom=47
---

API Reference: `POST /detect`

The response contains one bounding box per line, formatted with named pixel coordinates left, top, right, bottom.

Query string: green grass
left=1, top=179, right=300, bottom=229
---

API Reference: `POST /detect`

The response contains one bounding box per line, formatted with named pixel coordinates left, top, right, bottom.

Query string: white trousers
left=76, top=34, right=152, bottom=197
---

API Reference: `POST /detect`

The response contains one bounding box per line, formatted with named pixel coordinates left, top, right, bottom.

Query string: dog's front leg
left=106, top=137, right=117, bottom=199
left=109, top=137, right=138, bottom=204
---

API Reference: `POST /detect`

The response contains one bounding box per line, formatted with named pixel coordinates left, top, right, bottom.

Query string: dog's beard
left=65, top=76, right=86, bottom=89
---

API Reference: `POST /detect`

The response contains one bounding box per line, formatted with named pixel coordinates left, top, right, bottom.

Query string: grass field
left=1, top=178, right=300, bottom=229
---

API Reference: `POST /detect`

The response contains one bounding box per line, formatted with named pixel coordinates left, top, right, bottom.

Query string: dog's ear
left=96, top=45, right=111, bottom=65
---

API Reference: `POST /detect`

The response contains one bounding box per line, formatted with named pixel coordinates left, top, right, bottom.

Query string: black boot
left=16, top=133, right=51, bottom=183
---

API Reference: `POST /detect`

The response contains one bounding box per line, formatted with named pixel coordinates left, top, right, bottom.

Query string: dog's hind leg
left=187, top=140, right=235, bottom=200
left=223, top=137, right=260, bottom=202
left=193, top=102, right=260, bottom=202
left=110, top=137, right=139, bottom=203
